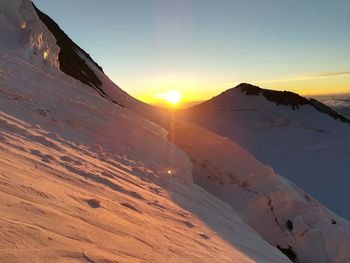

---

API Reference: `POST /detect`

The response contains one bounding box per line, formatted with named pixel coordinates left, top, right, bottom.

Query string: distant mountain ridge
left=177, top=83, right=350, bottom=219
left=239, top=83, right=350, bottom=123
left=214, top=83, right=350, bottom=123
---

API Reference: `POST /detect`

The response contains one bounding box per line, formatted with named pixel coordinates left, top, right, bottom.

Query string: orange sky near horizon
left=135, top=73, right=350, bottom=107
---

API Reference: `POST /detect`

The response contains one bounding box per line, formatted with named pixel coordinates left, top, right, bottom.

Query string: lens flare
left=43, top=50, right=49, bottom=60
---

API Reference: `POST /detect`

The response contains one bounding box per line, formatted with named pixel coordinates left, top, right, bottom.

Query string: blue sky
left=33, top=0, right=350, bottom=103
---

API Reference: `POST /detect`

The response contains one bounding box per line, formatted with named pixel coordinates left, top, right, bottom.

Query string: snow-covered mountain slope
left=2, top=1, right=350, bottom=262
left=0, top=111, right=287, bottom=263
left=1, top=0, right=162, bottom=125
left=0, top=1, right=293, bottom=262
left=176, top=83, right=350, bottom=219
left=170, top=120, right=350, bottom=263
left=31, top=2, right=166, bottom=126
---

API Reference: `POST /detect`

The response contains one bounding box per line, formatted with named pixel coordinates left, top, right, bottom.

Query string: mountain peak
left=234, top=83, right=350, bottom=123
left=194, top=83, right=350, bottom=124
left=238, top=83, right=310, bottom=110
left=32, top=3, right=108, bottom=98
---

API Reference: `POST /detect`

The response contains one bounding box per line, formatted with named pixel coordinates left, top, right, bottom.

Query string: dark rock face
left=240, top=83, right=310, bottom=110
left=239, top=83, right=350, bottom=123
left=32, top=4, right=107, bottom=98
left=309, top=98, right=350, bottom=124
left=286, top=220, right=293, bottom=231
left=86, top=198, right=101, bottom=208
left=277, top=245, right=297, bottom=262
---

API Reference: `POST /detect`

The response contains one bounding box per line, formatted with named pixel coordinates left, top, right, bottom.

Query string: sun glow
left=157, top=90, right=182, bottom=105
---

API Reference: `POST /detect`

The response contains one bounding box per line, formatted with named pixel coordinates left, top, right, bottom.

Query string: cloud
left=254, top=70, right=350, bottom=84
left=311, top=71, right=350, bottom=78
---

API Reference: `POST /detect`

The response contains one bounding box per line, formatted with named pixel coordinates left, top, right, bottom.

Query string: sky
left=33, top=0, right=350, bottom=105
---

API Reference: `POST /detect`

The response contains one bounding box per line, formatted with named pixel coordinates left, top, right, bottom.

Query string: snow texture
left=170, top=120, right=350, bottom=263
left=0, top=1, right=290, bottom=262
left=1, top=1, right=350, bottom=262
left=177, top=84, right=350, bottom=220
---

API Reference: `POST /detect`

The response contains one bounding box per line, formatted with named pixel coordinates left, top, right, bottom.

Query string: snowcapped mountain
left=1, top=1, right=350, bottom=262
left=176, top=83, right=350, bottom=220
left=0, top=1, right=290, bottom=262
left=1, top=0, right=163, bottom=125
left=170, top=120, right=350, bottom=262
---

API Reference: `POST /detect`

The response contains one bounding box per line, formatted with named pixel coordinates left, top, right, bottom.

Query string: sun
left=158, top=90, right=182, bottom=105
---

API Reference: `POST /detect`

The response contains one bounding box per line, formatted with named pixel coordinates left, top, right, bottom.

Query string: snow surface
left=177, top=87, right=350, bottom=219
left=0, top=110, right=287, bottom=262
left=0, top=37, right=290, bottom=263
left=1, top=0, right=350, bottom=262
left=0, top=1, right=293, bottom=262
left=0, top=0, right=59, bottom=67
left=170, top=120, right=350, bottom=262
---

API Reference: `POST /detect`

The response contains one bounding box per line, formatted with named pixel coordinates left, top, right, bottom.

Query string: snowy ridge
left=170, top=120, right=350, bottom=262
left=1, top=1, right=350, bottom=262
left=31, top=2, right=164, bottom=125
left=177, top=83, right=350, bottom=219
left=238, top=83, right=350, bottom=123
left=0, top=43, right=291, bottom=263
left=0, top=2, right=291, bottom=261
left=32, top=3, right=109, bottom=100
